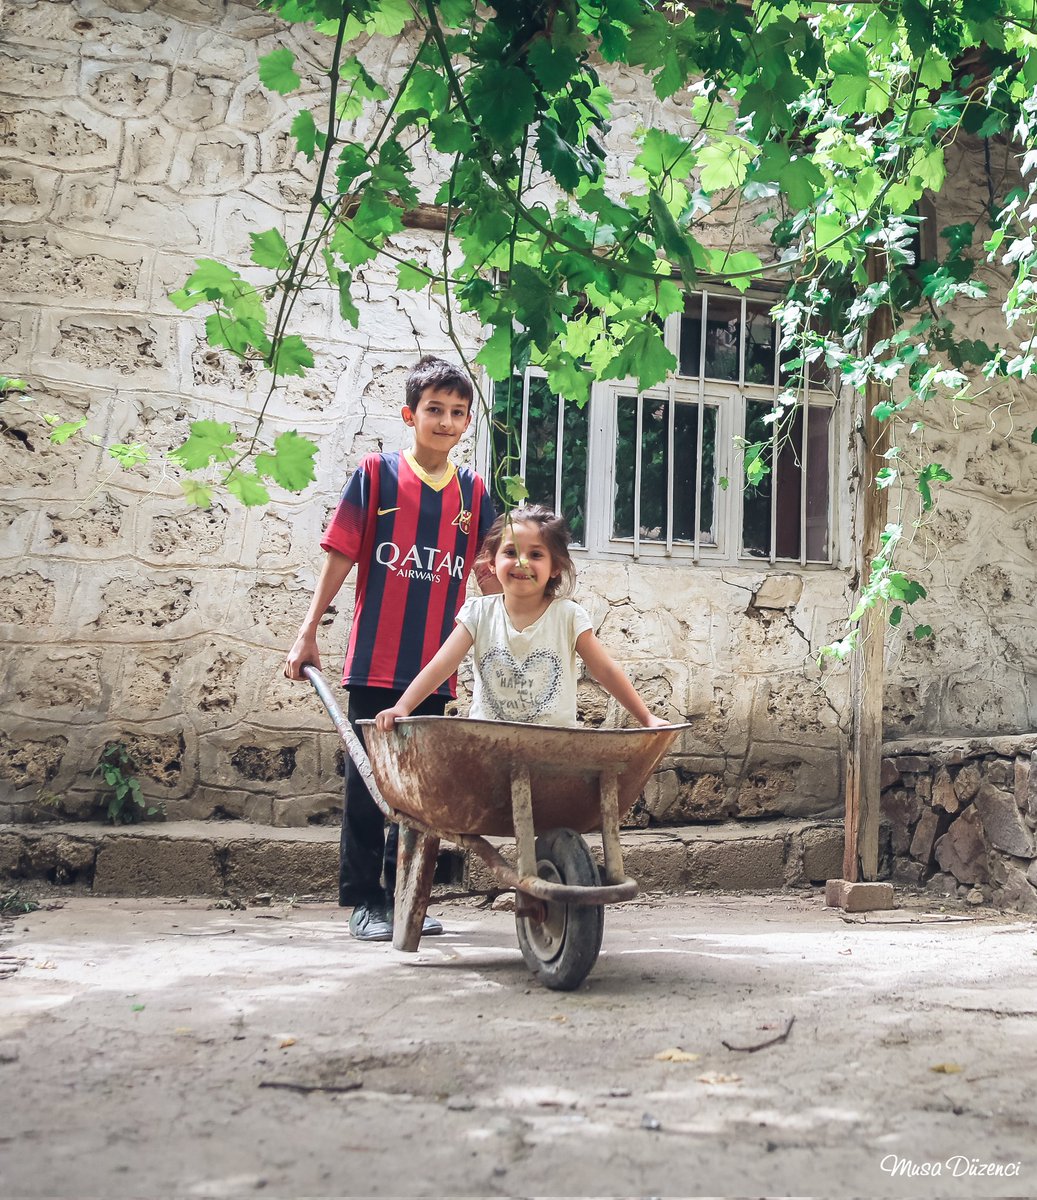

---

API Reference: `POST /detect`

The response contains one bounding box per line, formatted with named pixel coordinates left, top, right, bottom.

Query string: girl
left=375, top=506, right=669, bottom=730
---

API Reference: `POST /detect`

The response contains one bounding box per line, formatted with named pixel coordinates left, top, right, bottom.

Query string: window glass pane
left=774, top=407, right=803, bottom=560
left=491, top=376, right=523, bottom=486
left=744, top=303, right=777, bottom=386
left=704, top=295, right=741, bottom=380
left=679, top=296, right=702, bottom=377
left=671, top=403, right=718, bottom=544
left=639, top=396, right=668, bottom=539
left=741, top=399, right=773, bottom=557
left=523, top=376, right=558, bottom=511
left=560, top=397, right=589, bottom=544
left=613, top=394, right=637, bottom=538
left=492, top=375, right=589, bottom=545
left=805, top=406, right=832, bottom=561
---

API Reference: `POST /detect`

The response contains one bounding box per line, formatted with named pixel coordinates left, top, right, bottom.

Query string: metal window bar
left=519, top=371, right=531, bottom=483
left=554, top=389, right=565, bottom=517
left=666, top=382, right=675, bottom=556
left=633, top=393, right=643, bottom=560
left=694, top=291, right=707, bottom=562
left=800, top=374, right=810, bottom=566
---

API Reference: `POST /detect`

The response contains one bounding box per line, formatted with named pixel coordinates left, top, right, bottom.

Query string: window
left=487, top=289, right=838, bottom=566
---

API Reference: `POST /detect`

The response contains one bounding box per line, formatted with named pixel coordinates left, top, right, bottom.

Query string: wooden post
left=842, top=250, right=893, bottom=883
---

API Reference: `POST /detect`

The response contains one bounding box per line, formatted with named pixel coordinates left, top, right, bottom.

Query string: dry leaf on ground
left=653, top=1047, right=700, bottom=1063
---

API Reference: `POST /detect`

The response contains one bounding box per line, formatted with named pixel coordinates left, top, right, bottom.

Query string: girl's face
left=494, top=521, right=559, bottom=598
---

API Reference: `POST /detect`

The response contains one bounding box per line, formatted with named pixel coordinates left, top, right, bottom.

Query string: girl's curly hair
left=476, top=505, right=576, bottom=598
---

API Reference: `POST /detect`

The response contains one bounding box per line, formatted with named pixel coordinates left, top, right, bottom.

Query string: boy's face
left=402, top=387, right=471, bottom=454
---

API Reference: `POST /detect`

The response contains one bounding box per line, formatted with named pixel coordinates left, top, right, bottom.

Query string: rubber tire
left=515, top=828, right=605, bottom=991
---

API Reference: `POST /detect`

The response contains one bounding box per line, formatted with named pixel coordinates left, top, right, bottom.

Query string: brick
left=93, top=837, right=219, bottom=897
left=825, top=880, right=895, bottom=912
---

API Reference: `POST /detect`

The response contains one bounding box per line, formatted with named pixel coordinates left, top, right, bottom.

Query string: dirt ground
left=1, top=890, right=1035, bottom=1200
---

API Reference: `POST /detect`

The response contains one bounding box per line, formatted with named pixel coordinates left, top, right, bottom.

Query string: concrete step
left=0, top=818, right=844, bottom=900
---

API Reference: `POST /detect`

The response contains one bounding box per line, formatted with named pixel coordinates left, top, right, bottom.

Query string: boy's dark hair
left=476, top=505, right=576, bottom=598
left=405, top=356, right=474, bottom=413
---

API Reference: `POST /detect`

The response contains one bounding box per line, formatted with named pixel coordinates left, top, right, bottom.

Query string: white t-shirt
left=456, top=594, right=594, bottom=726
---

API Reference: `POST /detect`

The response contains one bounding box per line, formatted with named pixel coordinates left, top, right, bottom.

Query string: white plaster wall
left=1, top=0, right=1032, bottom=826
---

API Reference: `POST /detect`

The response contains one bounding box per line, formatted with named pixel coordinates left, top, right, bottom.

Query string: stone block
left=618, top=836, right=687, bottom=892
left=931, top=767, right=959, bottom=815
left=223, top=838, right=337, bottom=897
left=891, top=858, right=926, bottom=887
left=93, top=836, right=220, bottom=896
left=992, top=865, right=1037, bottom=916
left=881, top=787, right=922, bottom=855
left=750, top=574, right=803, bottom=610
left=686, top=835, right=785, bottom=890
left=880, top=758, right=901, bottom=789
left=798, top=826, right=843, bottom=885
left=1028, top=750, right=1037, bottom=823
left=953, top=762, right=982, bottom=803
left=985, top=758, right=1014, bottom=788
left=935, top=807, right=988, bottom=886
left=909, top=809, right=941, bottom=866
left=974, top=780, right=1035, bottom=857
left=1016, top=756, right=1031, bottom=811
left=824, top=880, right=895, bottom=912
left=893, top=755, right=930, bottom=774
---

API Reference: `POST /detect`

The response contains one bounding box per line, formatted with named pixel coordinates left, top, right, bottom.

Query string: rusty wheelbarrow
left=305, top=665, right=688, bottom=990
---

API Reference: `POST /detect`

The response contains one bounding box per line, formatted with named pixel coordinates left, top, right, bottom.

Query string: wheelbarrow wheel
left=515, top=828, right=605, bottom=992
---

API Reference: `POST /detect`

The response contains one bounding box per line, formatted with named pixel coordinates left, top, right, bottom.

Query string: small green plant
left=93, top=742, right=159, bottom=824
left=0, top=888, right=39, bottom=915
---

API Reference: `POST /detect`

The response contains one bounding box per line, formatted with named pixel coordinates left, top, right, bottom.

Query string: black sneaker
left=348, top=902, right=393, bottom=942
left=381, top=898, right=444, bottom=937
left=421, top=913, right=444, bottom=936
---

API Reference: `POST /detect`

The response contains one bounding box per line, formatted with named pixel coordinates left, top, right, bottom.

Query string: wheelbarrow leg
left=392, top=822, right=440, bottom=952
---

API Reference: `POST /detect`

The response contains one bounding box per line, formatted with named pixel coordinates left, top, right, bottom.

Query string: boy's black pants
left=340, top=685, right=447, bottom=907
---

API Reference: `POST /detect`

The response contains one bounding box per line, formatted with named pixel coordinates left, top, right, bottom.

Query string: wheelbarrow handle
left=302, top=665, right=394, bottom=820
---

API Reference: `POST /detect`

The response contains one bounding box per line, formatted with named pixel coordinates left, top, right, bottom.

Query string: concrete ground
left=1, top=890, right=1035, bottom=1200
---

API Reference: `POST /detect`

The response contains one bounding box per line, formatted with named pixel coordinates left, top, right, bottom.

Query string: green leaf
left=108, top=443, right=149, bottom=468
left=396, top=259, right=430, bottom=291
left=255, top=430, right=319, bottom=492
left=334, top=270, right=359, bottom=327
left=170, top=420, right=236, bottom=470
left=1030, top=427, right=1037, bottom=444
left=48, top=418, right=87, bottom=445
left=917, top=463, right=952, bottom=510
left=224, top=469, right=271, bottom=507
left=268, top=334, right=314, bottom=378
left=467, top=64, right=535, bottom=144
left=502, top=474, right=529, bottom=504
left=634, top=128, right=694, bottom=180
left=698, top=139, right=752, bottom=192
left=603, top=322, right=677, bottom=391
left=250, top=228, right=291, bottom=271
left=889, top=605, right=903, bottom=627
left=180, top=479, right=214, bottom=509
left=913, top=624, right=933, bottom=640
left=258, top=47, right=300, bottom=95
left=370, top=0, right=411, bottom=36
left=290, top=109, right=321, bottom=161
left=475, top=325, right=515, bottom=381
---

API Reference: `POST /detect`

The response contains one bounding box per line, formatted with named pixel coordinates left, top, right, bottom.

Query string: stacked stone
left=881, top=735, right=1037, bottom=912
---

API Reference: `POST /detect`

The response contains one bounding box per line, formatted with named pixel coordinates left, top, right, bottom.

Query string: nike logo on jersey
left=377, top=506, right=401, bottom=516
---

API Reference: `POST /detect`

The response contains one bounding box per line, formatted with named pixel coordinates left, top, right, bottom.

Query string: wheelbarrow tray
left=358, top=715, right=684, bottom=838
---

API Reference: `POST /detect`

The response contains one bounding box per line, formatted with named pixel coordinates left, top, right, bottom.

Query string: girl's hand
left=643, top=713, right=670, bottom=729
left=375, top=706, right=409, bottom=731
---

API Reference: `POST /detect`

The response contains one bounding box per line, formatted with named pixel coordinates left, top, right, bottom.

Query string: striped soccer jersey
left=321, top=450, right=495, bottom=696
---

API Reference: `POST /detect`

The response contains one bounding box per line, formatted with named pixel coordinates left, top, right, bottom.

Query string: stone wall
left=0, top=0, right=1033, bottom=830
left=881, top=734, right=1037, bottom=912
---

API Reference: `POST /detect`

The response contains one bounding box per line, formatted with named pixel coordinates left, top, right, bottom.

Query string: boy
left=283, top=357, right=497, bottom=941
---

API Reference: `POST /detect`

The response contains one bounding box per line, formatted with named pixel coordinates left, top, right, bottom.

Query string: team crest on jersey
left=453, top=507, right=472, bottom=535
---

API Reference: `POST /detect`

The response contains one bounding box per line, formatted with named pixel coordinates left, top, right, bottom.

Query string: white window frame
left=478, top=286, right=842, bottom=569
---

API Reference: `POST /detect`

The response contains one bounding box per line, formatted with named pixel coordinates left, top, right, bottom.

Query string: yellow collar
left=404, top=450, right=456, bottom=492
